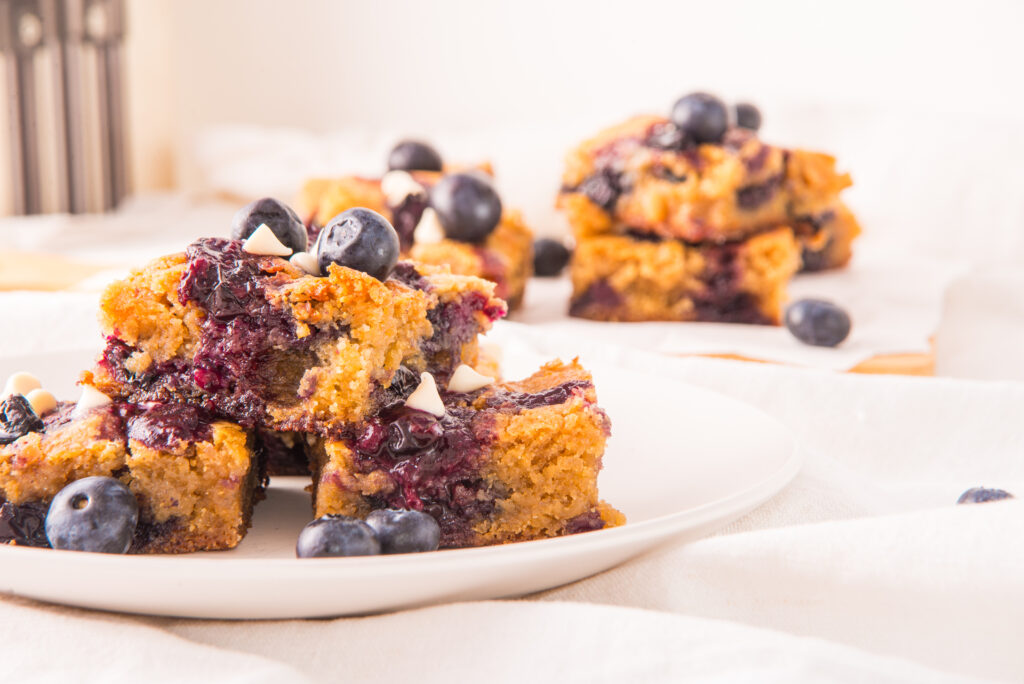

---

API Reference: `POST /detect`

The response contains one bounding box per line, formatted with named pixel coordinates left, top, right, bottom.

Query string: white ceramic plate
left=0, top=345, right=800, bottom=619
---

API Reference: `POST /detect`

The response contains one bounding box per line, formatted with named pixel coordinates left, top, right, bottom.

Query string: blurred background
left=0, top=0, right=1022, bottom=379
left=2, top=0, right=1023, bottom=260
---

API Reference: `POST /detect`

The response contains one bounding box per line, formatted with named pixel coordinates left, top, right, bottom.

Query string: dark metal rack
left=1, top=0, right=127, bottom=215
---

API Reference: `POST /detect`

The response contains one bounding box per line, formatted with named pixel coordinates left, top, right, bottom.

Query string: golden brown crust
left=569, top=228, right=800, bottom=324
left=0, top=409, right=125, bottom=505
left=126, top=421, right=257, bottom=553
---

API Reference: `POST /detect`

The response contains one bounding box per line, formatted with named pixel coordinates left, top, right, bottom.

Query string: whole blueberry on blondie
left=365, top=508, right=441, bottom=554
left=957, top=487, right=1014, bottom=504
left=45, top=476, right=139, bottom=554
left=296, top=515, right=381, bottom=558
left=230, top=197, right=308, bottom=253
left=671, top=92, right=729, bottom=144
left=785, top=299, right=851, bottom=347
left=430, top=172, right=503, bottom=243
left=387, top=140, right=443, bottom=172
left=316, top=207, right=400, bottom=280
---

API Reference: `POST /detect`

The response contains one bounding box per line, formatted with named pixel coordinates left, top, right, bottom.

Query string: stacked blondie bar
left=0, top=203, right=621, bottom=554
left=558, top=94, right=860, bottom=324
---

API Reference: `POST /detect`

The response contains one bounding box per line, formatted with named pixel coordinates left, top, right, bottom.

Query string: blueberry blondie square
left=309, top=359, right=624, bottom=548
left=299, top=141, right=533, bottom=309
left=558, top=112, right=859, bottom=262
left=83, top=238, right=506, bottom=435
left=0, top=394, right=263, bottom=553
left=570, top=227, right=800, bottom=324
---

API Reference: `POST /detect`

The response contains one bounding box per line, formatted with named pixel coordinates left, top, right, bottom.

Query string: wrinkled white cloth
left=935, top=267, right=1024, bottom=381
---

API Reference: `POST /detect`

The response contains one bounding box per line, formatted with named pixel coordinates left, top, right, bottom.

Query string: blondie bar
left=0, top=397, right=262, bottom=553
left=569, top=227, right=800, bottom=324
left=300, top=159, right=533, bottom=309
left=558, top=115, right=858, bottom=259
left=309, top=359, right=623, bottom=548
left=83, top=238, right=505, bottom=435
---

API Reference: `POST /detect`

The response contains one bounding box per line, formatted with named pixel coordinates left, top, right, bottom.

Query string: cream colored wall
left=126, top=0, right=176, bottom=191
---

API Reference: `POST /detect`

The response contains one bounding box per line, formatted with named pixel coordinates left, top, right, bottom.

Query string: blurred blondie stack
left=557, top=95, right=860, bottom=325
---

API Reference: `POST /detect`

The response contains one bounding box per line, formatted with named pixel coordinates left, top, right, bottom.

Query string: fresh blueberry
left=735, top=102, right=762, bottom=131
left=670, top=92, right=729, bottom=144
left=785, top=299, right=851, bottom=347
left=365, top=508, right=441, bottom=554
left=45, top=477, right=139, bottom=553
left=296, top=515, right=382, bottom=558
left=957, top=487, right=1014, bottom=504
left=316, top=207, right=400, bottom=281
left=387, top=140, right=443, bottom=172
left=0, top=394, right=44, bottom=445
left=533, top=238, right=571, bottom=277
left=230, top=197, right=308, bottom=253
left=430, top=173, right=503, bottom=243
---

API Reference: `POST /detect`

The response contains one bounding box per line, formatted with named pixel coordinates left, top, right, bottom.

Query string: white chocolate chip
left=2, top=371, right=42, bottom=399
left=289, top=251, right=320, bottom=276
left=413, top=208, right=445, bottom=245
left=478, top=338, right=504, bottom=364
left=25, top=388, right=57, bottom=416
left=380, top=170, right=426, bottom=206
left=447, top=364, right=494, bottom=393
left=72, top=386, right=112, bottom=418
left=243, top=224, right=293, bottom=257
left=404, top=372, right=445, bottom=417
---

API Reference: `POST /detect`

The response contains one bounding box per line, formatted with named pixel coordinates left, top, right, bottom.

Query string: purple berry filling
left=569, top=279, right=624, bottom=318
left=350, top=405, right=497, bottom=547
left=99, top=239, right=345, bottom=427
left=178, top=239, right=336, bottom=419
left=564, top=509, right=605, bottom=535
left=304, top=214, right=322, bottom=245
left=126, top=403, right=215, bottom=451
left=346, top=377, right=600, bottom=546
left=387, top=194, right=430, bottom=251
left=479, top=380, right=594, bottom=411
left=691, top=242, right=772, bottom=325
left=0, top=500, right=50, bottom=547
left=571, top=238, right=772, bottom=325
left=735, top=174, right=783, bottom=211
left=258, top=429, right=309, bottom=476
